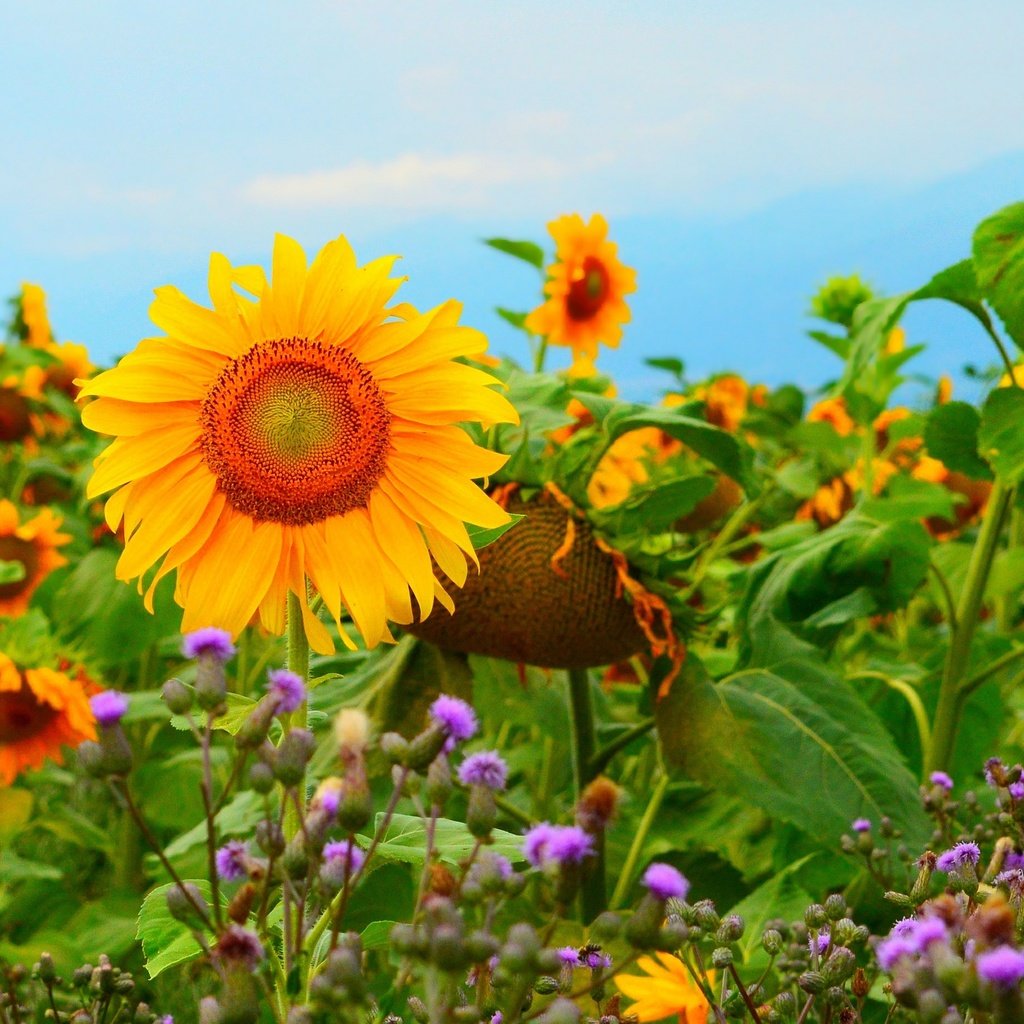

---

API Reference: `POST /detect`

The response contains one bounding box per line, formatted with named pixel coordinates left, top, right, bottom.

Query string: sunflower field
left=4, top=201, right=1024, bottom=1024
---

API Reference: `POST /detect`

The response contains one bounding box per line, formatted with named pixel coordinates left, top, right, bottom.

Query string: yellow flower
left=0, top=654, right=96, bottom=785
left=0, top=501, right=70, bottom=616
left=883, top=326, right=905, bottom=355
left=694, top=374, right=749, bottom=433
left=616, top=952, right=713, bottom=1023
left=587, top=429, right=661, bottom=508
left=806, top=396, right=855, bottom=437
left=43, top=341, right=95, bottom=398
left=525, top=214, right=636, bottom=365
left=78, top=234, right=517, bottom=654
left=20, top=283, right=53, bottom=348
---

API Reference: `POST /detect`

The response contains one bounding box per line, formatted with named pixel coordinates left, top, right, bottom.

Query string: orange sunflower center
left=0, top=536, right=36, bottom=600
left=0, top=681, right=57, bottom=743
left=199, top=337, right=392, bottom=526
left=566, top=256, right=610, bottom=321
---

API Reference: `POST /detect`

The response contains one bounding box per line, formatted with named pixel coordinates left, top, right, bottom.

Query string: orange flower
left=617, top=952, right=713, bottom=1023
left=912, top=456, right=991, bottom=539
left=0, top=654, right=96, bottom=784
left=797, top=460, right=896, bottom=528
left=807, top=396, right=855, bottom=437
left=936, top=375, right=953, bottom=404
left=696, top=374, right=749, bottom=432
left=42, top=341, right=94, bottom=399
left=884, top=326, right=906, bottom=355
left=873, top=406, right=921, bottom=464
left=525, top=214, right=636, bottom=366
left=0, top=501, right=71, bottom=616
left=20, top=284, right=53, bottom=348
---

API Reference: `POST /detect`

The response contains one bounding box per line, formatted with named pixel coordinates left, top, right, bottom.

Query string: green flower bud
left=798, top=971, right=825, bottom=994
left=162, top=678, right=193, bottom=715
left=821, top=947, right=855, bottom=985
left=273, top=728, right=315, bottom=787
left=804, top=904, right=827, bottom=928
left=166, top=882, right=209, bottom=926
left=534, top=976, right=560, bottom=995
left=711, top=947, right=733, bottom=969
left=762, top=929, right=783, bottom=955
left=824, top=894, right=846, bottom=920
left=249, top=760, right=275, bottom=794
left=425, top=754, right=452, bottom=805
left=716, top=914, right=744, bottom=944
left=195, top=655, right=227, bottom=711
left=380, top=732, right=409, bottom=764
left=35, top=952, right=56, bottom=983
left=467, top=785, right=497, bottom=838
left=406, top=725, right=447, bottom=772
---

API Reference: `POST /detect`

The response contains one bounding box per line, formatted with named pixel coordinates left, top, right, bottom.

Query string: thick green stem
left=611, top=771, right=668, bottom=908
left=926, top=481, right=1013, bottom=774
left=567, top=667, right=603, bottom=921
left=283, top=591, right=310, bottom=840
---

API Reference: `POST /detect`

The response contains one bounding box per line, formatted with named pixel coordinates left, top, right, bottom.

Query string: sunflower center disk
left=0, top=683, right=57, bottom=743
left=566, top=256, right=610, bottom=321
left=200, top=338, right=392, bottom=526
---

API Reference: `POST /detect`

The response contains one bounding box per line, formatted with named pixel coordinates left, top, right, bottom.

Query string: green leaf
left=137, top=881, right=212, bottom=978
left=978, top=387, right=1024, bottom=484
left=860, top=477, right=956, bottom=523
left=656, top=656, right=931, bottom=849
left=160, top=791, right=265, bottom=861
left=468, top=514, right=524, bottom=550
left=484, top=238, right=545, bottom=271
left=360, top=920, right=398, bottom=952
left=169, top=690, right=258, bottom=735
left=0, top=560, right=26, bottom=585
left=644, top=356, right=686, bottom=378
left=373, top=814, right=524, bottom=868
left=0, top=849, right=62, bottom=882
left=591, top=476, right=717, bottom=534
left=972, top=202, right=1024, bottom=349
left=727, top=856, right=816, bottom=965
left=496, top=307, right=528, bottom=330
left=924, top=402, right=993, bottom=480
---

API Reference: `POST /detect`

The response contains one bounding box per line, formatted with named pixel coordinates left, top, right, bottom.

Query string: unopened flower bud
left=798, top=971, right=825, bottom=994
left=824, top=894, right=846, bottom=920
left=273, top=728, right=315, bottom=787
left=830, top=918, right=857, bottom=946
left=821, top=947, right=855, bottom=985
left=762, top=929, right=783, bottom=955
left=692, top=900, right=720, bottom=930
left=804, top=904, right=827, bottom=928
left=194, top=655, right=227, bottom=711
left=464, top=930, right=500, bottom=963
left=166, top=882, right=208, bottom=926
left=162, top=678, right=193, bottom=715
left=249, top=760, right=275, bottom=794
left=824, top=987, right=845, bottom=1009
left=335, top=708, right=370, bottom=755
left=429, top=924, right=468, bottom=971
left=380, top=732, right=409, bottom=764
left=35, top=952, right=56, bottom=983
left=534, top=976, right=559, bottom=995
left=711, top=947, right=733, bottom=969
left=716, top=914, right=744, bottom=944
left=406, top=997, right=429, bottom=1024
left=426, top=754, right=453, bottom=806
left=576, top=776, right=620, bottom=833
left=406, top=725, right=447, bottom=771
left=852, top=968, right=869, bottom=998
left=467, top=784, right=497, bottom=838
left=658, top=917, right=688, bottom=950
left=235, top=698, right=277, bottom=750
left=255, top=819, right=285, bottom=857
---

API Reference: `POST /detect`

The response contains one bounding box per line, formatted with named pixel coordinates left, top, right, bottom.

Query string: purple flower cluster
left=808, top=930, right=831, bottom=957
left=90, top=690, right=128, bottom=727
left=642, top=862, right=690, bottom=902
left=976, top=946, right=1024, bottom=988
left=935, top=841, right=981, bottom=874
left=851, top=817, right=871, bottom=833
left=457, top=750, right=508, bottom=791
left=320, top=839, right=366, bottom=887
left=929, top=771, right=954, bottom=791
left=557, top=947, right=581, bottom=967
left=522, top=823, right=595, bottom=867
left=215, top=840, right=249, bottom=882
left=266, top=669, right=306, bottom=714
left=182, top=627, right=236, bottom=662
left=877, top=914, right=949, bottom=971
left=430, top=695, right=478, bottom=744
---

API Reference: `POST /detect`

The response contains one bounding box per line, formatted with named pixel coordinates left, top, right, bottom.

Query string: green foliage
left=972, top=202, right=1024, bottom=349
left=978, top=386, right=1024, bottom=484
left=925, top=401, right=993, bottom=479
left=484, top=237, right=546, bottom=271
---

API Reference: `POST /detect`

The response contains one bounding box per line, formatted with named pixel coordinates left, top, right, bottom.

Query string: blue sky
left=3, top=1, right=1024, bottom=397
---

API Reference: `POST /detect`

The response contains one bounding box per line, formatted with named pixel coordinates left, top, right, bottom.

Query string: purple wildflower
left=266, top=669, right=306, bottom=714
left=317, top=788, right=341, bottom=819
left=215, top=925, right=264, bottom=969
left=1005, top=851, right=1024, bottom=871
left=491, top=1014, right=503, bottom=1024
left=1010, top=782, right=1024, bottom=801
left=642, top=863, right=690, bottom=902
left=429, top=695, right=478, bottom=744
left=891, top=917, right=916, bottom=938
left=851, top=818, right=871, bottom=833
left=489, top=853, right=513, bottom=880
left=877, top=936, right=917, bottom=971
left=985, top=757, right=1004, bottom=788
left=158, top=1017, right=174, bottom=1024
left=929, top=771, right=954, bottom=791
left=182, top=627, right=236, bottom=662
left=90, top=690, right=128, bottom=727
left=908, top=916, right=948, bottom=949
left=936, top=841, right=981, bottom=873
left=809, top=931, right=830, bottom=956
left=523, top=823, right=558, bottom=867
left=324, top=839, right=366, bottom=875
left=458, top=751, right=508, bottom=791
left=557, top=947, right=581, bottom=967
left=585, top=951, right=612, bottom=969
left=545, top=826, right=595, bottom=865
left=977, top=946, right=1024, bottom=988
left=215, top=840, right=249, bottom=882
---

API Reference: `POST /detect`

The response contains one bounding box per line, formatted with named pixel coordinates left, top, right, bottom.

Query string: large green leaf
left=591, top=475, right=717, bottom=534
left=978, top=387, right=1024, bottom=484
left=372, top=814, right=523, bottom=868
left=137, top=880, right=214, bottom=978
left=924, top=401, right=994, bottom=480
left=656, top=656, right=931, bottom=850
left=972, top=202, right=1024, bottom=349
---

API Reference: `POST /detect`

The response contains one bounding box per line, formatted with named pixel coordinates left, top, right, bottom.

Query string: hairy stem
left=567, top=667, right=603, bottom=921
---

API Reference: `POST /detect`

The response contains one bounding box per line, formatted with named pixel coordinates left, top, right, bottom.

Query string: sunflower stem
left=283, top=590, right=310, bottom=841
left=567, top=666, right=604, bottom=922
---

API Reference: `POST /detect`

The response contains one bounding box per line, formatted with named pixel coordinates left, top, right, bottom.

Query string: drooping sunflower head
left=524, top=214, right=636, bottom=368
left=78, top=234, right=517, bottom=653
left=0, top=653, right=96, bottom=785
left=0, top=500, right=70, bottom=616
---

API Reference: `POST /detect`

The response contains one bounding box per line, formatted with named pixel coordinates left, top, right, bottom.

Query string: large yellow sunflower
left=0, top=501, right=70, bottom=616
left=0, top=654, right=96, bottom=785
left=616, top=952, right=713, bottom=1023
left=78, top=234, right=517, bottom=653
left=525, top=214, right=636, bottom=367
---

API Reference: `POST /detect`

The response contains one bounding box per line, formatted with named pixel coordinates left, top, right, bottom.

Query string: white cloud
left=240, top=151, right=585, bottom=210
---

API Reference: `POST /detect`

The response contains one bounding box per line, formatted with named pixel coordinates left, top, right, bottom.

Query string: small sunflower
left=0, top=654, right=96, bottom=785
left=525, top=214, right=636, bottom=367
left=0, top=501, right=70, bottom=616
left=695, top=374, right=749, bottom=433
left=806, top=396, right=855, bottom=437
left=79, top=234, right=517, bottom=653
left=0, top=368, right=45, bottom=443
left=616, top=952, right=713, bottom=1023
left=913, top=456, right=991, bottom=540
left=43, top=341, right=95, bottom=399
